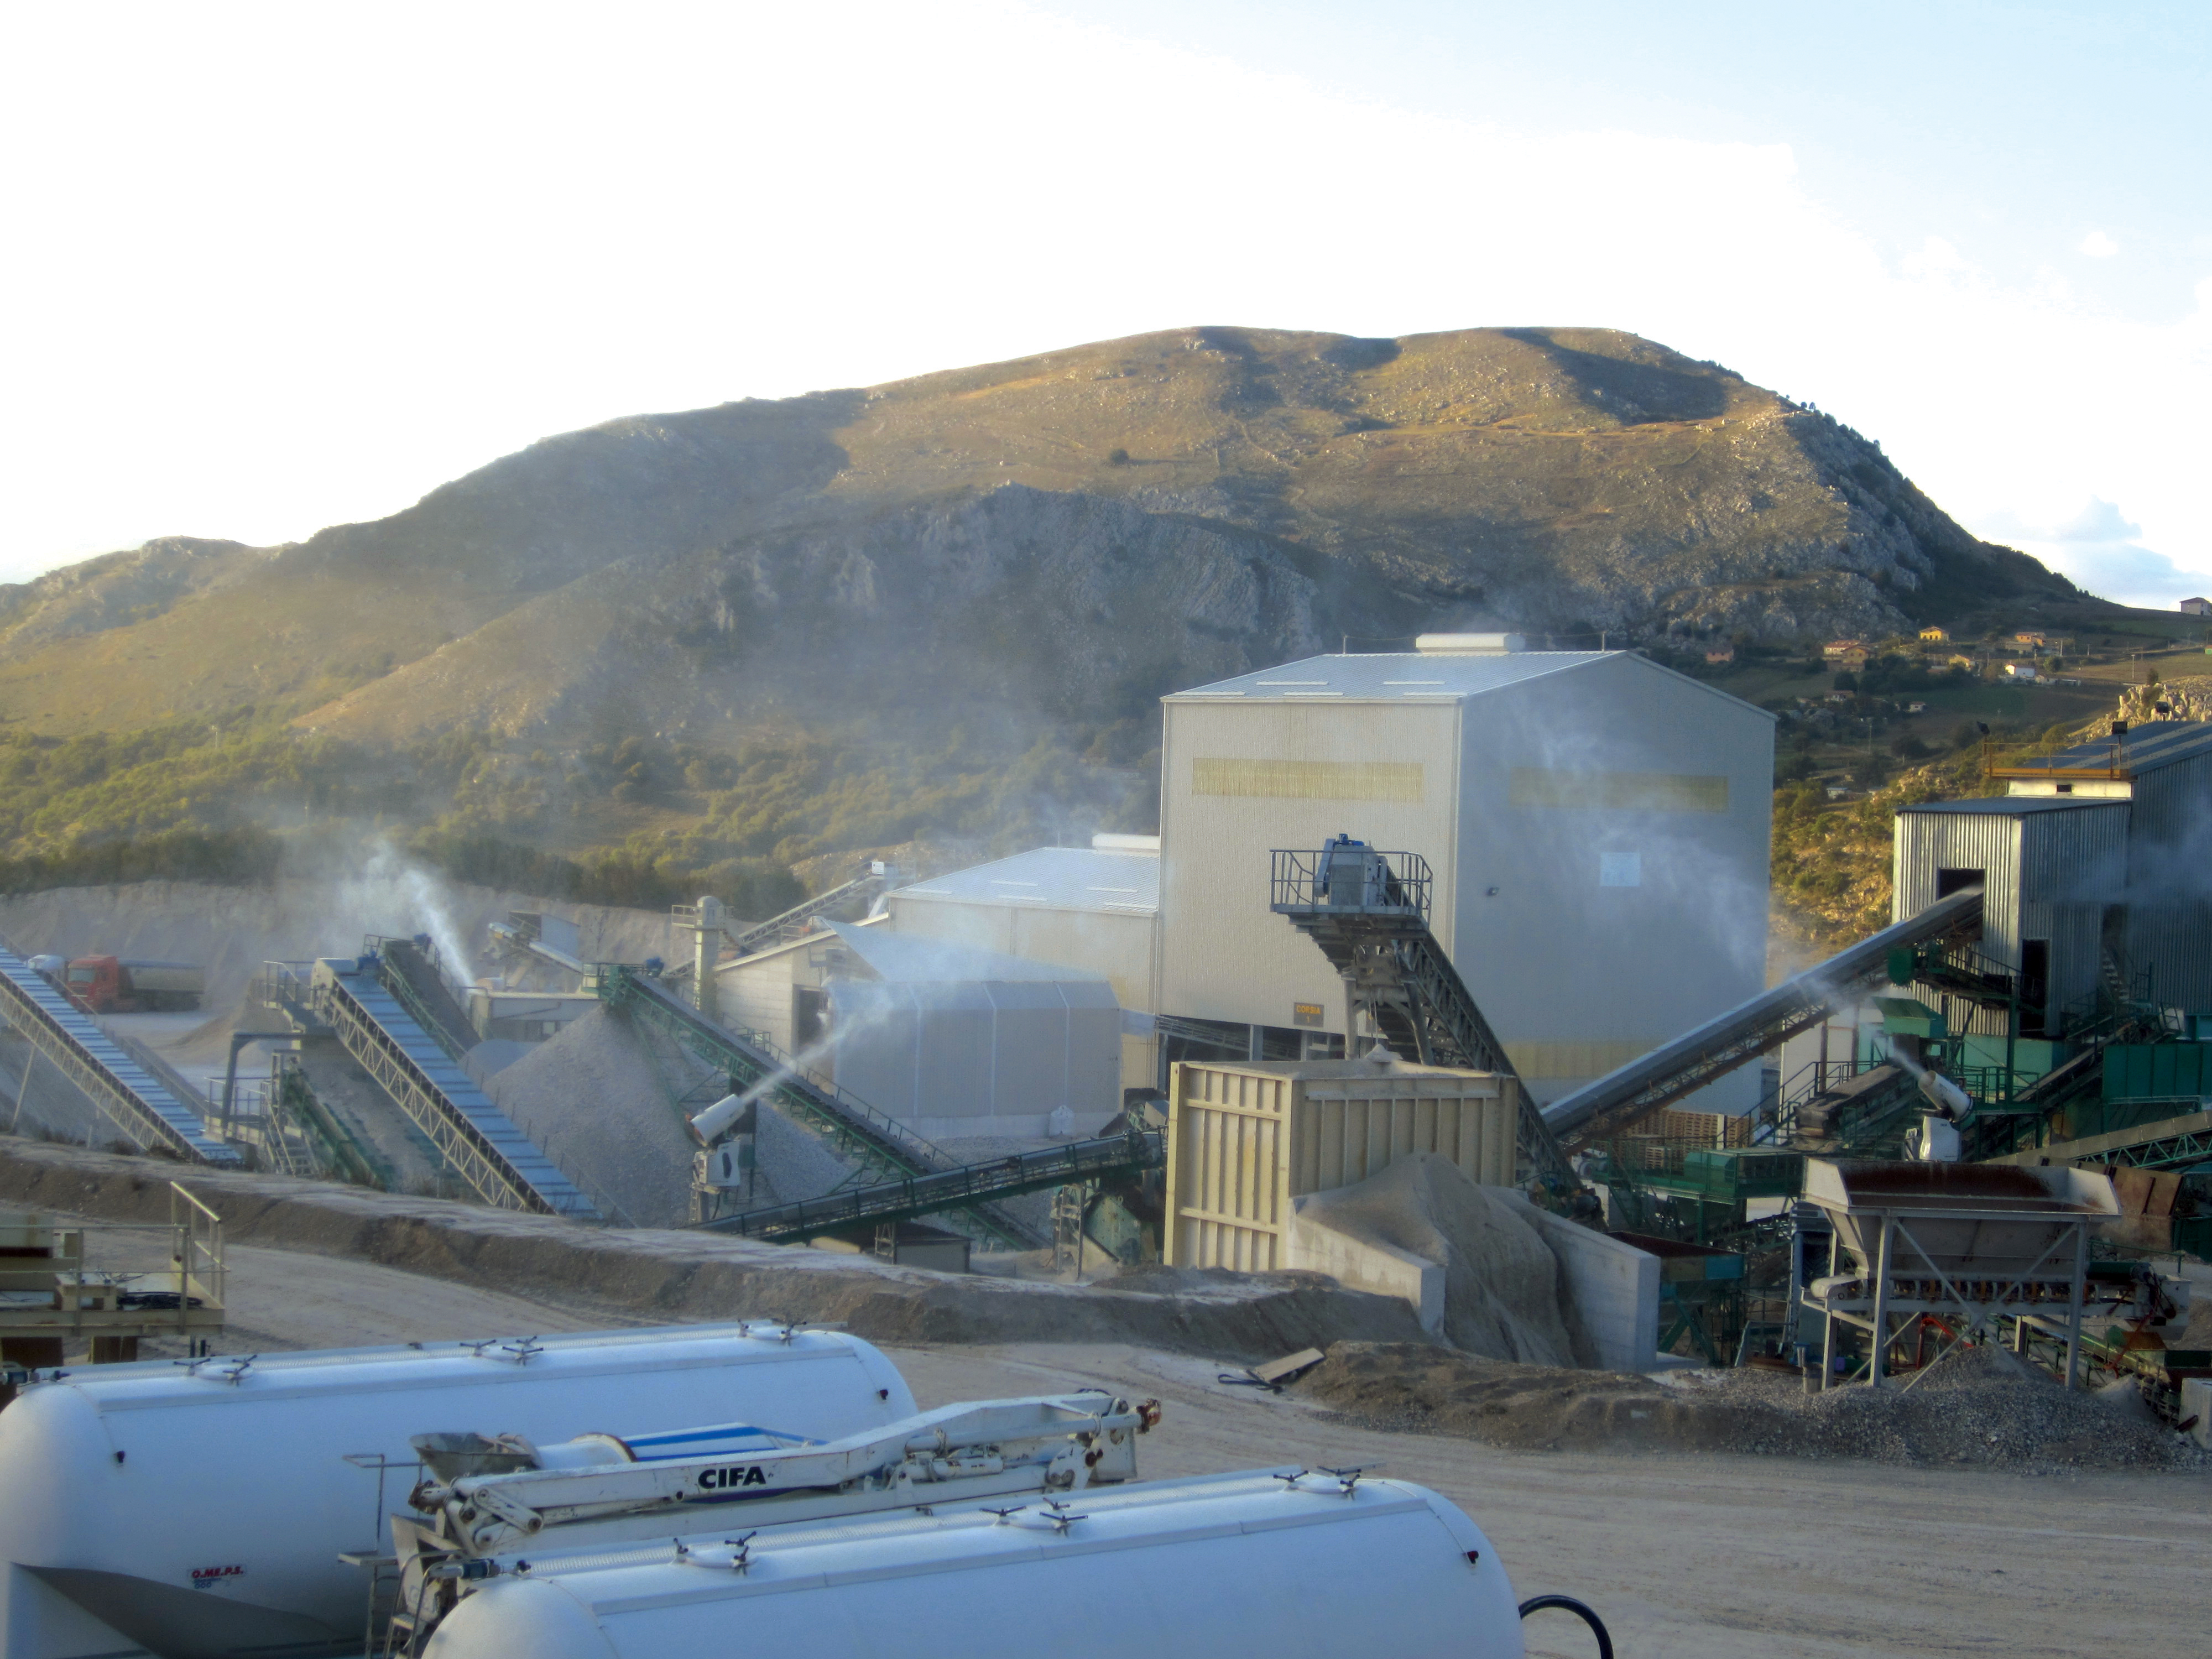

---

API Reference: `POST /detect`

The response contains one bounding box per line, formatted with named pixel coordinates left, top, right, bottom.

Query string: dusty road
left=40, top=1215, right=2205, bottom=1659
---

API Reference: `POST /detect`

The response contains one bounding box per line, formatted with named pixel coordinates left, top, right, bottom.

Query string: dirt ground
left=39, top=1212, right=2209, bottom=1659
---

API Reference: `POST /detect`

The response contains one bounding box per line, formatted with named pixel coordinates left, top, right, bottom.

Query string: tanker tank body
left=421, top=1472, right=1533, bottom=1659
left=0, top=1323, right=914, bottom=1659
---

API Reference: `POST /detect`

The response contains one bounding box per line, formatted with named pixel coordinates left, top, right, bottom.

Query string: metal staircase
left=596, top=964, right=1046, bottom=1249
left=1269, top=840, right=1575, bottom=1190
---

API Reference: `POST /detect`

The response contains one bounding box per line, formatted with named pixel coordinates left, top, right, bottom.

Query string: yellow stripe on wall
left=1503, top=1040, right=1661, bottom=1079
left=1508, top=768, right=1728, bottom=812
left=1193, top=758, right=1425, bottom=802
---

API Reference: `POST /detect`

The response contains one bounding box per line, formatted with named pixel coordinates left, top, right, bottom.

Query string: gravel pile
left=485, top=1007, right=700, bottom=1227
left=1298, top=1340, right=2212, bottom=1472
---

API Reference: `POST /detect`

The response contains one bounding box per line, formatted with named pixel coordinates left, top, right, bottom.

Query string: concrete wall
left=1516, top=1201, right=1661, bottom=1372
left=1285, top=1202, right=1444, bottom=1333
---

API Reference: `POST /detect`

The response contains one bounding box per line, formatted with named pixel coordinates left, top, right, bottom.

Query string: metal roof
left=1897, top=795, right=2131, bottom=816
left=888, top=846, right=1159, bottom=917
left=2010, top=719, right=2212, bottom=777
left=1167, top=650, right=1609, bottom=702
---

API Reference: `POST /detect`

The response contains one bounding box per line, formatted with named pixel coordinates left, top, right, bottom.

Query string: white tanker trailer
left=418, top=1469, right=1597, bottom=1659
left=0, top=1322, right=913, bottom=1659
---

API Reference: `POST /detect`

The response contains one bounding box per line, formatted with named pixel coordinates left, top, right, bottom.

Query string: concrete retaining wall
left=1519, top=1202, right=1660, bottom=1371
left=0, top=1135, right=1427, bottom=1363
left=1285, top=1202, right=1445, bottom=1334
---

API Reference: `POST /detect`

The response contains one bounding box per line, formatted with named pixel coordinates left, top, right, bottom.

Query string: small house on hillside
left=2012, top=631, right=2047, bottom=648
left=2002, top=662, right=2039, bottom=681
left=1704, top=644, right=1736, bottom=665
left=1823, top=640, right=1868, bottom=668
left=2180, top=597, right=2211, bottom=617
left=1918, top=626, right=1951, bottom=643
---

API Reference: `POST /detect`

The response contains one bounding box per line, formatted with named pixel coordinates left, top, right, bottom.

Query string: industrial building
left=1903, top=720, right=2212, bottom=1020
left=1155, top=640, right=1775, bottom=1109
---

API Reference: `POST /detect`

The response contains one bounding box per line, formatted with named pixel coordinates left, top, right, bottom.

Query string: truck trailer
left=61, top=956, right=203, bottom=1013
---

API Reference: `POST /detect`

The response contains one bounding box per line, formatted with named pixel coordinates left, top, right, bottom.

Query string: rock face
left=0, top=325, right=2077, bottom=740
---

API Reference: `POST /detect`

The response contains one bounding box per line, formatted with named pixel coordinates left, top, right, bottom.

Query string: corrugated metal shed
left=826, top=976, right=1121, bottom=1140
left=881, top=848, right=1162, bottom=1091
left=1892, top=799, right=2128, bottom=1030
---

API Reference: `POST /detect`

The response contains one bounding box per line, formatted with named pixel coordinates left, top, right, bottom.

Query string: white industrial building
left=708, top=640, right=1773, bottom=1135
left=1155, top=641, right=1776, bottom=1109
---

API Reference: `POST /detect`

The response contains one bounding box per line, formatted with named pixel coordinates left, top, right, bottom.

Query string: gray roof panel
left=1167, top=651, right=1610, bottom=702
left=889, top=847, right=1159, bottom=917
left=1898, top=795, right=2132, bottom=816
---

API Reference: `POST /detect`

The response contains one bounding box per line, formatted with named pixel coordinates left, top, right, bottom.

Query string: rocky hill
left=1, top=325, right=2077, bottom=744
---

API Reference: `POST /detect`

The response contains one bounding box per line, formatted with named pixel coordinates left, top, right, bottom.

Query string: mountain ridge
left=0, top=324, right=2082, bottom=744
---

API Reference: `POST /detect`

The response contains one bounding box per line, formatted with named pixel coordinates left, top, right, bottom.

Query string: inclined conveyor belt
left=314, top=958, right=598, bottom=1219
left=0, top=935, right=241, bottom=1164
left=1540, top=889, right=1986, bottom=1145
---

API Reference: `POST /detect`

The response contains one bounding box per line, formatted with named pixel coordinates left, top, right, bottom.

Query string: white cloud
left=2079, top=229, right=2120, bottom=258
left=0, top=1, right=2205, bottom=597
left=1976, top=498, right=2212, bottom=611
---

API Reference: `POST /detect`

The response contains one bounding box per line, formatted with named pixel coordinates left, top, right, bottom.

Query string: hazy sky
left=3, top=2, right=2206, bottom=606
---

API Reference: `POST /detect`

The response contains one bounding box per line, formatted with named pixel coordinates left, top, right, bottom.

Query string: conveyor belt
left=312, top=958, right=598, bottom=1219
left=0, top=934, right=239, bottom=1164
left=599, top=966, right=1045, bottom=1249
left=1540, top=889, right=1986, bottom=1145
left=701, top=1129, right=1162, bottom=1241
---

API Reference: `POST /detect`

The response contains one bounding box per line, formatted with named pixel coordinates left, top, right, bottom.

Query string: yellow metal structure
left=1163, top=1057, right=1517, bottom=1271
left=0, top=1185, right=226, bottom=1367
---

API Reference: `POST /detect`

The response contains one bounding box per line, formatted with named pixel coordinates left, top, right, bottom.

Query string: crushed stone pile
left=1298, top=1340, right=2212, bottom=1472
left=484, top=1006, right=702, bottom=1228
left=1295, top=1152, right=1576, bottom=1365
